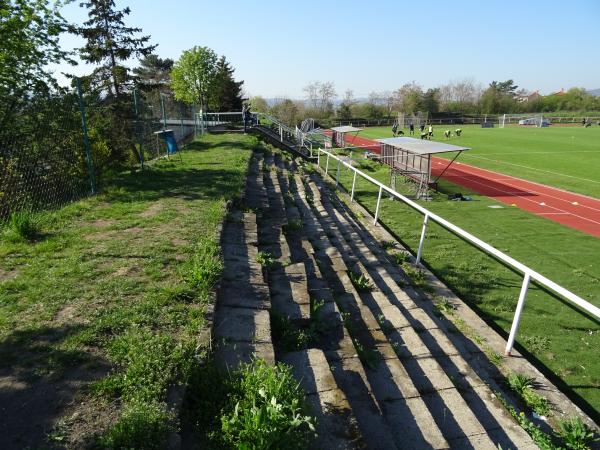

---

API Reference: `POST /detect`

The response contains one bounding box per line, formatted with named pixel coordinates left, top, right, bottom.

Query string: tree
left=210, top=55, right=244, bottom=112
left=318, top=81, right=336, bottom=115
left=421, top=88, right=440, bottom=114
left=337, top=90, right=354, bottom=121
left=270, top=98, right=299, bottom=127
left=133, top=54, right=173, bottom=92
left=78, top=0, right=156, bottom=97
left=250, top=96, right=269, bottom=113
left=0, top=0, right=73, bottom=130
left=480, top=79, right=518, bottom=113
left=393, top=82, right=423, bottom=113
left=303, top=82, right=319, bottom=109
left=171, top=46, right=218, bottom=108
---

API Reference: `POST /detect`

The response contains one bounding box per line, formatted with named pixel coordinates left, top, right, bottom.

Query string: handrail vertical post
left=336, top=159, right=341, bottom=187
left=505, top=273, right=531, bottom=356
left=325, top=154, right=330, bottom=176
left=317, top=148, right=321, bottom=166
left=416, top=214, right=429, bottom=264
left=350, top=170, right=357, bottom=202
left=374, top=186, right=383, bottom=225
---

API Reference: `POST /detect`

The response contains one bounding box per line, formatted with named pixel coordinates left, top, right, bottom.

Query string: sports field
left=360, top=125, right=600, bottom=199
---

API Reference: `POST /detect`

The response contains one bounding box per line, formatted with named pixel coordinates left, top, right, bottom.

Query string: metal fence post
left=336, top=159, right=341, bottom=187
left=317, top=148, right=321, bottom=166
left=133, top=88, right=144, bottom=171
left=350, top=171, right=357, bottom=202
left=325, top=154, right=330, bottom=176
left=505, top=273, right=531, bottom=356
left=160, top=93, right=167, bottom=129
left=374, top=186, right=383, bottom=225
left=76, top=78, right=96, bottom=194
left=416, top=214, right=429, bottom=264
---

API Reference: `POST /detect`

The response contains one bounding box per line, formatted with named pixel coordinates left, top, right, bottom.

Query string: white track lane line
left=448, top=174, right=600, bottom=227
left=435, top=162, right=600, bottom=214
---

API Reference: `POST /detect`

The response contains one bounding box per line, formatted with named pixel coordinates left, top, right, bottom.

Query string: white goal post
left=499, top=113, right=548, bottom=128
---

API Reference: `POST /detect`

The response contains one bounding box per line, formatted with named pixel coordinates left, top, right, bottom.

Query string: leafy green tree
left=250, top=96, right=269, bottom=113
left=171, top=46, right=218, bottom=109
left=78, top=0, right=156, bottom=97
left=210, top=55, right=244, bottom=111
left=480, top=80, right=519, bottom=113
left=0, top=0, right=73, bottom=130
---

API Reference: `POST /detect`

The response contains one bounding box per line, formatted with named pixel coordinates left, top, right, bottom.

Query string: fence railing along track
left=316, top=147, right=600, bottom=355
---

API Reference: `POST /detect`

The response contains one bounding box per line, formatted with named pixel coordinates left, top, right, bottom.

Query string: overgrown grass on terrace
left=317, top=150, right=600, bottom=419
left=0, top=133, right=255, bottom=448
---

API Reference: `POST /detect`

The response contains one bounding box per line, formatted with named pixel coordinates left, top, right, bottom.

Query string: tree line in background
left=2, top=0, right=599, bottom=175
left=1, top=0, right=245, bottom=176
left=251, top=79, right=600, bottom=127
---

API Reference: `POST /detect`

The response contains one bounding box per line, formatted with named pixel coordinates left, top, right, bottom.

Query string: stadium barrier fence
left=316, top=147, right=600, bottom=356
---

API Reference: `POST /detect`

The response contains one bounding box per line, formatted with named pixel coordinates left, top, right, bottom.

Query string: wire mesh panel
left=0, top=94, right=92, bottom=221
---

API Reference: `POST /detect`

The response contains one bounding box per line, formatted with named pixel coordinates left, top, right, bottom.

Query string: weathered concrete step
left=303, top=178, right=507, bottom=446
left=308, top=165, right=535, bottom=449
left=281, top=349, right=365, bottom=450
left=269, top=262, right=311, bottom=321
left=292, top=199, right=449, bottom=449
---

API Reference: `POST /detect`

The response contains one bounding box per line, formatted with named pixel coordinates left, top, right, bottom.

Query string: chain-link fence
left=0, top=92, right=91, bottom=221
left=0, top=81, right=197, bottom=222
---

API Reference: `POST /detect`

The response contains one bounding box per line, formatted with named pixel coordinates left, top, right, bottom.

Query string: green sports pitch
left=359, top=124, right=600, bottom=199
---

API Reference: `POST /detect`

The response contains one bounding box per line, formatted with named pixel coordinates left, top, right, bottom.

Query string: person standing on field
left=428, top=124, right=433, bottom=138
left=409, top=122, right=415, bottom=135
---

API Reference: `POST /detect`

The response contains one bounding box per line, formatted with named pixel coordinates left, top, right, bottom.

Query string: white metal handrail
left=316, top=147, right=600, bottom=355
left=256, top=112, right=318, bottom=157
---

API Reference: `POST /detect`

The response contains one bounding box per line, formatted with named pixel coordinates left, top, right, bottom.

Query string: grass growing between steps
left=315, top=150, right=600, bottom=419
left=0, top=133, right=255, bottom=448
left=184, top=358, right=316, bottom=449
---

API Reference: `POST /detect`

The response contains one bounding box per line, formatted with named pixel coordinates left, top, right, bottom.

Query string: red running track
left=337, top=132, right=600, bottom=238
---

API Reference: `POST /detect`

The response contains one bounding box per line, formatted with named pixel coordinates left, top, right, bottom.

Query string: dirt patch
left=113, top=265, right=142, bottom=277
left=140, top=202, right=163, bottom=218
left=171, top=237, right=187, bottom=247
left=0, top=268, right=19, bottom=283
left=54, top=305, right=78, bottom=324
left=88, top=219, right=116, bottom=229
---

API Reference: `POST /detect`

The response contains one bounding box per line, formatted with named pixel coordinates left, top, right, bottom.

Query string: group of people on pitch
left=392, top=122, right=461, bottom=140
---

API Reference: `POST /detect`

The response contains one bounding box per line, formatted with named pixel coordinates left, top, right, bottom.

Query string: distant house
left=551, top=88, right=566, bottom=97
left=514, top=90, right=541, bottom=103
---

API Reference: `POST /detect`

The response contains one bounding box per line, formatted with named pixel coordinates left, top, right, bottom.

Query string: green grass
left=316, top=150, right=600, bottom=419
left=360, top=124, right=600, bottom=198
left=0, top=133, right=255, bottom=448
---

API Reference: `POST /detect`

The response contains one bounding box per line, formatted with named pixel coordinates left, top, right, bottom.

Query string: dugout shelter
left=377, top=137, right=469, bottom=198
left=330, top=125, right=363, bottom=148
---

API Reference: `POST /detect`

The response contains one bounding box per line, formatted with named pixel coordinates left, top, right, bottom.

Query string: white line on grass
left=462, top=154, right=600, bottom=185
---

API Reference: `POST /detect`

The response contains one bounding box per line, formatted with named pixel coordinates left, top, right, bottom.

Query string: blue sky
left=53, top=0, right=600, bottom=98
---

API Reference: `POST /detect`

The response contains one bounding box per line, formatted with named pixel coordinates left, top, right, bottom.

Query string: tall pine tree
left=210, top=56, right=244, bottom=112
left=77, top=0, right=156, bottom=164
left=78, top=0, right=156, bottom=97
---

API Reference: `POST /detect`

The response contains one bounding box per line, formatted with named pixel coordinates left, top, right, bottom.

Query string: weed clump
left=348, top=270, right=372, bottom=292
left=187, top=359, right=316, bottom=448
left=3, top=210, right=41, bottom=242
